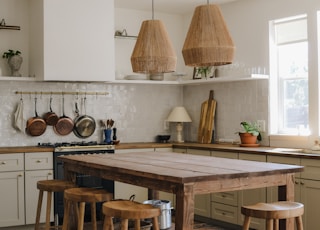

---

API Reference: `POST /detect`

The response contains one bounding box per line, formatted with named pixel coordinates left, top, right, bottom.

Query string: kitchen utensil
left=26, top=97, right=47, bottom=136
left=197, top=90, right=216, bottom=143
left=43, top=96, right=58, bottom=126
left=13, top=97, right=24, bottom=132
left=73, top=97, right=96, bottom=138
left=54, top=96, right=74, bottom=135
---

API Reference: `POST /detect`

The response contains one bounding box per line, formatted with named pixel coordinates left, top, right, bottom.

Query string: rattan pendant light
left=182, top=2, right=235, bottom=67
left=131, top=0, right=177, bottom=73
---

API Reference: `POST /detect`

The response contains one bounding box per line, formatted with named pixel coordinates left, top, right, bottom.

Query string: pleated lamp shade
left=131, top=20, right=177, bottom=73
left=182, top=4, right=235, bottom=67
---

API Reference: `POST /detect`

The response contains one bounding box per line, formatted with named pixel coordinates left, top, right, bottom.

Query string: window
left=269, top=15, right=309, bottom=135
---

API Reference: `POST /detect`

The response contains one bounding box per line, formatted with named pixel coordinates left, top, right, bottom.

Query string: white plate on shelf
left=125, top=74, right=147, bottom=80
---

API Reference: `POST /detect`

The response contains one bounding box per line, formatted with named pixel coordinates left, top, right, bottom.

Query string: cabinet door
left=266, top=156, right=301, bottom=203
left=30, top=0, right=114, bottom=82
left=25, top=170, right=53, bottom=224
left=238, top=153, right=267, bottom=230
left=186, top=149, right=211, bottom=218
left=0, top=171, right=24, bottom=227
left=25, top=152, right=53, bottom=170
left=300, top=179, right=320, bottom=230
left=114, top=149, right=151, bottom=202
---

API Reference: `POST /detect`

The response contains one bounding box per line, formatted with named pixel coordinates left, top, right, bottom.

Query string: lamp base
left=176, top=122, right=184, bottom=143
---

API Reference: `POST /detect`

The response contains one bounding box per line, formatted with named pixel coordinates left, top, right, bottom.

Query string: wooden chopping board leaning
left=198, top=90, right=216, bottom=143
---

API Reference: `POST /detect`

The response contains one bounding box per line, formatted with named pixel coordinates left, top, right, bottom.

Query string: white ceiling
left=115, top=0, right=237, bottom=15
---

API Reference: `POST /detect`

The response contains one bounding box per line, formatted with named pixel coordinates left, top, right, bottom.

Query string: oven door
left=53, top=150, right=114, bottom=224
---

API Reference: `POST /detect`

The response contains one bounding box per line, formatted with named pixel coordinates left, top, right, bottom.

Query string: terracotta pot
left=239, top=133, right=257, bottom=144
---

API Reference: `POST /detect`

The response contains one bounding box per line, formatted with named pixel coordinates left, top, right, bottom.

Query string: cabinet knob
left=48, top=172, right=52, bottom=175
left=18, top=174, right=23, bottom=177
left=1, top=161, right=6, bottom=165
left=300, top=182, right=305, bottom=185
left=295, top=181, right=299, bottom=185
left=36, top=160, right=42, bottom=163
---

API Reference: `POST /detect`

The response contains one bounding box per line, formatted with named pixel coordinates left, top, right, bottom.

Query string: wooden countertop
left=0, top=146, right=53, bottom=154
left=1, top=142, right=319, bottom=159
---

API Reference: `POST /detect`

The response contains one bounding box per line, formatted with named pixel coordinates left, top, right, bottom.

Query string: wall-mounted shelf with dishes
left=114, top=29, right=137, bottom=39
left=0, top=76, right=35, bottom=81
left=112, top=74, right=269, bottom=85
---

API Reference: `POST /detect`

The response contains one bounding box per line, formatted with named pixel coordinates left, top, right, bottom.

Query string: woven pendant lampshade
left=182, top=4, right=235, bottom=67
left=131, top=0, right=176, bottom=74
left=131, top=19, right=177, bottom=73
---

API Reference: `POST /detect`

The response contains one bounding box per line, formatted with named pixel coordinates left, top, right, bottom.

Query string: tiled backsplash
left=0, top=79, right=268, bottom=147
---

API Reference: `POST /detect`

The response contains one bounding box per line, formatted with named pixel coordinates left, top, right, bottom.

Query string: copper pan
left=53, top=97, right=74, bottom=135
left=26, top=98, right=47, bottom=136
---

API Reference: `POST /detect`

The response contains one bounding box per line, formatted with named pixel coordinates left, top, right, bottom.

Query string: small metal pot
left=143, top=200, right=172, bottom=229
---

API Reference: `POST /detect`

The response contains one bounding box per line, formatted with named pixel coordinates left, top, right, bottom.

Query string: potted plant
left=236, top=121, right=262, bottom=145
left=2, top=49, right=23, bottom=77
left=193, top=66, right=214, bottom=79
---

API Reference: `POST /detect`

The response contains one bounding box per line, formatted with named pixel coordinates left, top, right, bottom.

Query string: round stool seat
left=64, top=187, right=113, bottom=203
left=102, top=200, right=161, bottom=230
left=37, top=179, right=76, bottom=192
left=35, top=180, right=77, bottom=230
left=241, top=201, right=304, bottom=230
left=62, top=187, right=113, bottom=230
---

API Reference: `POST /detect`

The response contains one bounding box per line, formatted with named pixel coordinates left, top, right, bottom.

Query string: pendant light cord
left=152, top=0, right=154, bottom=20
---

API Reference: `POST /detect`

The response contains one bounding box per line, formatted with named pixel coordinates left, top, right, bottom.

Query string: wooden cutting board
left=198, top=90, right=216, bottom=143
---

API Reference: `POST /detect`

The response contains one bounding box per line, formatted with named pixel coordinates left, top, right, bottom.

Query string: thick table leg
left=175, top=183, right=194, bottom=230
left=278, top=173, right=295, bottom=230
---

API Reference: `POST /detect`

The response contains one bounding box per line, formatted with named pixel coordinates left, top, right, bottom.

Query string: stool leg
left=152, top=216, right=160, bottom=230
left=273, top=219, right=279, bottom=230
left=296, top=216, right=304, bottom=230
left=77, top=202, right=86, bottom=230
left=103, top=216, right=114, bottom=230
left=242, top=216, right=251, bottom=230
left=121, top=219, right=129, bottom=230
left=62, top=200, right=71, bottom=230
left=90, top=202, right=97, bottom=230
left=266, top=219, right=273, bottom=230
left=35, top=190, right=43, bottom=230
left=45, top=191, right=52, bottom=230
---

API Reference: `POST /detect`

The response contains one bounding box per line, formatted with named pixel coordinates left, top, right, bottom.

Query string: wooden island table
left=59, top=151, right=303, bottom=230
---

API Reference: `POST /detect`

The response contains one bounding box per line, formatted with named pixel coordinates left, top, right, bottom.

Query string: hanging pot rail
left=15, top=91, right=109, bottom=96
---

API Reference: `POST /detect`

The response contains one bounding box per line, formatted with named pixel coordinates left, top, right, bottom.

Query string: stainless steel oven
left=39, top=142, right=115, bottom=225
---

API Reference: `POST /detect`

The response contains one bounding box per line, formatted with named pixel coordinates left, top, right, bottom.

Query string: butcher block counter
left=116, top=142, right=320, bottom=159
left=0, top=146, right=53, bottom=154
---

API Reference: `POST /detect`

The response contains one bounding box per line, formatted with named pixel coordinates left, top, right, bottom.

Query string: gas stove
left=38, top=141, right=115, bottom=152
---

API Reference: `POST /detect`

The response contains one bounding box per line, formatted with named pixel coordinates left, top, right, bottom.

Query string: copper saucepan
left=53, top=96, right=74, bottom=135
left=43, top=97, right=58, bottom=126
left=26, top=97, right=47, bottom=136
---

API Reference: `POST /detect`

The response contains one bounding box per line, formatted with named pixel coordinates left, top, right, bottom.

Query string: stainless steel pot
left=143, top=200, right=172, bottom=229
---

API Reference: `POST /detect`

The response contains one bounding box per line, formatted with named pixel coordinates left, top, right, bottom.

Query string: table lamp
left=167, top=106, right=192, bottom=142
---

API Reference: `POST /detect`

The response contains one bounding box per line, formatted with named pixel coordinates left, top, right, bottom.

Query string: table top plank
left=59, top=152, right=303, bottom=184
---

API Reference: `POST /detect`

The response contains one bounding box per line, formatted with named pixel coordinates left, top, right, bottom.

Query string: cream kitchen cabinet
left=0, top=153, right=25, bottom=227
left=0, top=152, right=53, bottom=228
left=211, top=151, right=239, bottom=224
left=29, top=0, right=114, bottom=82
left=25, top=152, right=53, bottom=224
left=267, top=156, right=320, bottom=230
left=186, top=149, right=211, bottom=218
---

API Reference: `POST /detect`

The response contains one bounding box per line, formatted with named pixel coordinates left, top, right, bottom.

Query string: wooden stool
left=102, top=200, right=161, bottom=230
left=241, top=201, right=304, bottom=230
left=35, top=179, right=77, bottom=230
left=62, top=187, right=113, bottom=230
